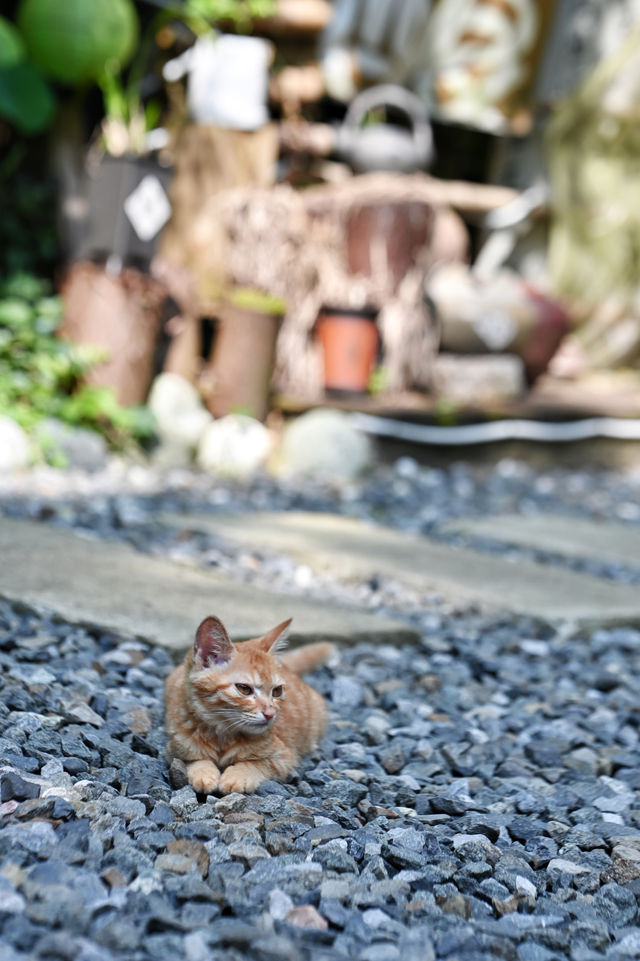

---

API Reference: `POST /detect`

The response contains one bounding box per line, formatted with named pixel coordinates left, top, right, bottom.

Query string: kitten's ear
left=258, top=618, right=292, bottom=654
left=194, top=616, right=234, bottom=668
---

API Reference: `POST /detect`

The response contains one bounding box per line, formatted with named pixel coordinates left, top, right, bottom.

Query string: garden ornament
left=335, top=84, right=433, bottom=173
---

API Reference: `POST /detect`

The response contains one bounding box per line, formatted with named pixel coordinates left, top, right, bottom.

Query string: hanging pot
left=335, top=84, right=433, bottom=173
left=315, top=305, right=380, bottom=397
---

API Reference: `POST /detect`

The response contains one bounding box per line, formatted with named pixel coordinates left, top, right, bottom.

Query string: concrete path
left=441, top=514, right=640, bottom=570
left=0, top=518, right=418, bottom=652
left=161, top=511, right=640, bottom=629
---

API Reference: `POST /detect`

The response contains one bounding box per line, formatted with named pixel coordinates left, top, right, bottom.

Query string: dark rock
left=321, top=779, right=367, bottom=807
left=524, top=836, right=558, bottom=868
left=593, top=883, right=638, bottom=926
left=508, top=816, right=549, bottom=843
left=379, top=746, right=407, bottom=775
left=382, top=841, right=427, bottom=871
left=312, top=844, right=358, bottom=873
left=429, top=795, right=473, bottom=815
left=0, top=771, right=40, bottom=802
left=62, top=757, right=89, bottom=775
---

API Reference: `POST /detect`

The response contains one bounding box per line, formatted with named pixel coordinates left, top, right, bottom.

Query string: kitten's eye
left=235, top=683, right=253, bottom=696
left=272, top=685, right=283, bottom=698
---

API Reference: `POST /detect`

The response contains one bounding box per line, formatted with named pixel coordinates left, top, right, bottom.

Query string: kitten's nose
left=262, top=707, right=276, bottom=720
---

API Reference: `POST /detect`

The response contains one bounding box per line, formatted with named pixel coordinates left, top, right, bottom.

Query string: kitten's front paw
left=219, top=763, right=265, bottom=795
left=187, top=760, right=220, bottom=794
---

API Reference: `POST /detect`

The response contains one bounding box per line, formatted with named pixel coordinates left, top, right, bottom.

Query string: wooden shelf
left=274, top=373, right=640, bottom=424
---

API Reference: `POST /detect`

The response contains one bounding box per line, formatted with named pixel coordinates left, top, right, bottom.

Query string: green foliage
left=0, top=59, right=55, bottom=133
left=434, top=396, right=460, bottom=426
left=98, top=66, right=162, bottom=155
left=97, top=0, right=276, bottom=154
left=0, top=146, right=59, bottom=276
left=0, top=14, right=55, bottom=134
left=228, top=287, right=287, bottom=315
left=17, top=0, right=138, bottom=86
left=179, top=0, right=276, bottom=32
left=0, top=16, right=24, bottom=66
left=368, top=366, right=389, bottom=395
left=0, top=273, right=155, bottom=452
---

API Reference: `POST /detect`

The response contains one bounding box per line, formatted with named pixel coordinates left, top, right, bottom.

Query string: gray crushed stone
left=1, top=456, right=640, bottom=960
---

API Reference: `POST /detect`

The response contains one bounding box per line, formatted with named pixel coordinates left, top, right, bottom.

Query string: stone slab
left=161, top=511, right=640, bottom=628
left=441, top=514, right=640, bottom=570
left=0, top=518, right=418, bottom=652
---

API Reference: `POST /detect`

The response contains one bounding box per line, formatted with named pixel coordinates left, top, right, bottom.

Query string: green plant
left=178, top=0, right=277, bottom=34
left=17, top=0, right=138, bottom=86
left=434, top=396, right=460, bottom=426
left=98, top=68, right=162, bottom=156
left=368, top=365, right=389, bottom=395
left=0, top=149, right=58, bottom=276
left=0, top=13, right=55, bottom=133
left=97, top=0, right=276, bottom=155
left=0, top=272, right=155, bottom=453
left=0, top=0, right=139, bottom=135
left=228, top=287, right=287, bottom=315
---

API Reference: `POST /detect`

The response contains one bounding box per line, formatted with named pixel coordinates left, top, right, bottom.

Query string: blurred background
left=2, top=0, right=640, bottom=475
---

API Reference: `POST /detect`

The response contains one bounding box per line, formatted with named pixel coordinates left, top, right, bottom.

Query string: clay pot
left=207, top=296, right=284, bottom=421
left=315, top=306, right=379, bottom=396
left=346, top=201, right=433, bottom=288
left=60, top=261, right=166, bottom=406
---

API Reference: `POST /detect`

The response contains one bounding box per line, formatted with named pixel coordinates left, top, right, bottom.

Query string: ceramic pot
left=315, top=306, right=379, bottom=396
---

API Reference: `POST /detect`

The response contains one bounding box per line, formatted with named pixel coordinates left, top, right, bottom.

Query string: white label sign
left=123, top=174, right=172, bottom=242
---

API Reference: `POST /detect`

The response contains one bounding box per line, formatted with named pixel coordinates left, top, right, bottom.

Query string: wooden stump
left=159, top=124, right=279, bottom=308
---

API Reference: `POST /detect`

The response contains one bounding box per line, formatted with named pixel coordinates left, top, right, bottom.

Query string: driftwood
left=303, top=169, right=520, bottom=215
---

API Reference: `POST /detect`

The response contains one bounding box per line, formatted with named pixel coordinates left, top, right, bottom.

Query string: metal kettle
left=336, top=84, right=433, bottom=174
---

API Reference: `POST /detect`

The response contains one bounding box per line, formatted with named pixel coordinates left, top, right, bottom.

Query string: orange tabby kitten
left=164, top=615, right=334, bottom=794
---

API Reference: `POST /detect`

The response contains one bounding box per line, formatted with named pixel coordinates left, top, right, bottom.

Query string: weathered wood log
left=303, top=170, right=520, bottom=215
left=159, top=124, right=279, bottom=309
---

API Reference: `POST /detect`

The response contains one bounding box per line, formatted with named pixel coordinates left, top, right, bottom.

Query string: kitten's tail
left=280, top=642, right=336, bottom=675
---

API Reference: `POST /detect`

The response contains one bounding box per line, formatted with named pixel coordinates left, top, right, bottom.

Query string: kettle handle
left=342, top=83, right=433, bottom=161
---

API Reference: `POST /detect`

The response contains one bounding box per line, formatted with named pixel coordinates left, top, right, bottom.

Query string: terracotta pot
left=207, top=302, right=283, bottom=421
left=315, top=306, right=379, bottom=396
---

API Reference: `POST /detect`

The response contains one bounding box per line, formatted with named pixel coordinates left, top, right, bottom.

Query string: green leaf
left=0, top=16, right=25, bottom=67
left=0, top=297, right=32, bottom=327
left=0, top=270, right=157, bottom=452
left=17, top=0, right=139, bottom=86
left=0, top=60, right=56, bottom=133
left=1, top=273, right=49, bottom=300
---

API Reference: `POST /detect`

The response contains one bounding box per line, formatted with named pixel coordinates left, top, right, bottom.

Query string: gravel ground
left=2, top=455, right=640, bottom=961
